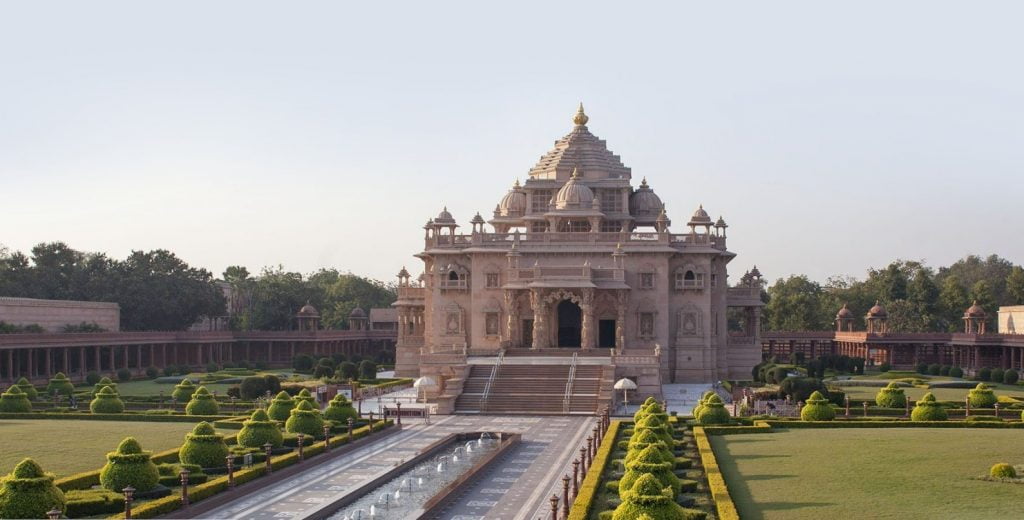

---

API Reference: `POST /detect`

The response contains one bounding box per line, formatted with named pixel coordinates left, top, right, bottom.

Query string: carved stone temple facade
left=393, top=105, right=763, bottom=397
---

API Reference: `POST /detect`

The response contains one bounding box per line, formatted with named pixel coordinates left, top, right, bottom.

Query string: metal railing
left=480, top=350, right=503, bottom=412
left=562, top=352, right=578, bottom=413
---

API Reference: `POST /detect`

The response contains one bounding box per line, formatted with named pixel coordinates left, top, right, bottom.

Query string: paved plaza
left=196, top=414, right=595, bottom=520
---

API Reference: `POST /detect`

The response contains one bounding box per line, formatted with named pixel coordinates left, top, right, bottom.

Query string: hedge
left=694, top=427, right=739, bottom=520
left=567, top=420, right=621, bottom=520
left=120, top=420, right=393, bottom=519
left=0, top=412, right=234, bottom=422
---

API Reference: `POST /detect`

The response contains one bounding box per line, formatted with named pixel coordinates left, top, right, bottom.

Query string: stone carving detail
left=677, top=304, right=703, bottom=337
left=444, top=302, right=464, bottom=335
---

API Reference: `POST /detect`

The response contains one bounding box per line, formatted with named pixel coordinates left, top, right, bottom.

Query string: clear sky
left=2, top=1, right=1021, bottom=284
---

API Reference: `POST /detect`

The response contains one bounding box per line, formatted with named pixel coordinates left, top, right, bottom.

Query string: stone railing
left=426, top=231, right=727, bottom=250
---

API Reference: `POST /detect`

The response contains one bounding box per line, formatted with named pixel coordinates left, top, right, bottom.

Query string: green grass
left=0, top=420, right=225, bottom=477
left=102, top=370, right=307, bottom=397
left=711, top=428, right=1024, bottom=519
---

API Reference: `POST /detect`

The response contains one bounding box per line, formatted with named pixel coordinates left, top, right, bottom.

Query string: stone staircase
left=454, top=359, right=609, bottom=415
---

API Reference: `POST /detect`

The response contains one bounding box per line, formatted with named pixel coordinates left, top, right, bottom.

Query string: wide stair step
left=454, top=360, right=608, bottom=415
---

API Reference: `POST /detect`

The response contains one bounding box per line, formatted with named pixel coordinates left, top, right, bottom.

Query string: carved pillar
left=581, top=289, right=595, bottom=349
left=504, top=290, right=519, bottom=347
left=615, top=291, right=627, bottom=351
left=531, top=289, right=549, bottom=349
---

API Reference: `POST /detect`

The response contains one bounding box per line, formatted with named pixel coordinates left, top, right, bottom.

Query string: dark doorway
left=521, top=319, right=533, bottom=348
left=557, top=300, right=582, bottom=347
left=598, top=320, right=616, bottom=348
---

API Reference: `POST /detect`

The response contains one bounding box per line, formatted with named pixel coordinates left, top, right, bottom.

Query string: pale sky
left=2, top=1, right=1022, bottom=284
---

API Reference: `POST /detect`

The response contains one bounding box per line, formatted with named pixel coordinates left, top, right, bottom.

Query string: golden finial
left=640, top=177, right=649, bottom=189
left=513, top=178, right=521, bottom=188
left=573, top=102, right=589, bottom=126
left=570, top=166, right=582, bottom=179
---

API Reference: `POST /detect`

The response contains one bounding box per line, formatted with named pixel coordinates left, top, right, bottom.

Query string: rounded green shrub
left=696, top=394, right=731, bottom=425
left=185, top=386, right=220, bottom=415
left=90, top=386, right=125, bottom=413
left=619, top=445, right=681, bottom=499
left=172, top=379, right=196, bottom=403
left=691, top=390, right=715, bottom=419
left=625, top=429, right=673, bottom=464
left=991, top=368, right=1005, bottom=384
left=179, top=422, right=228, bottom=469
left=612, top=473, right=696, bottom=520
left=116, top=368, right=132, bottom=382
left=46, top=372, right=75, bottom=396
left=910, top=392, right=947, bottom=421
left=323, top=393, right=358, bottom=423
left=950, top=367, right=964, bottom=378
left=92, top=377, right=118, bottom=396
left=1004, top=369, right=1019, bottom=385
left=875, top=381, right=907, bottom=408
left=977, top=367, right=992, bottom=382
left=99, top=438, right=160, bottom=492
left=85, top=371, right=101, bottom=385
left=968, top=383, right=997, bottom=408
left=0, top=386, right=32, bottom=413
left=285, top=400, right=325, bottom=438
left=634, top=414, right=674, bottom=446
left=0, top=458, right=65, bottom=519
left=14, top=377, right=38, bottom=400
left=800, top=391, right=835, bottom=421
left=238, top=409, right=284, bottom=448
left=267, top=391, right=296, bottom=422
left=990, top=463, right=1017, bottom=479
left=294, top=388, right=317, bottom=407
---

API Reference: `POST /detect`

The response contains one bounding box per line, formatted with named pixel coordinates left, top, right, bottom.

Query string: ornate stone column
left=531, top=289, right=549, bottom=349
left=581, top=289, right=595, bottom=349
left=504, top=290, right=519, bottom=347
left=615, top=291, right=627, bottom=351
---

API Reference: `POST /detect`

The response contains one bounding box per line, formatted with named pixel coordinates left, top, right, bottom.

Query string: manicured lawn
left=109, top=370, right=305, bottom=396
left=0, top=420, right=224, bottom=477
left=711, top=428, right=1024, bottom=519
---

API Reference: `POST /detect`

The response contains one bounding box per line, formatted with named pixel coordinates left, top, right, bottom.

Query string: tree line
left=0, top=242, right=396, bottom=332
left=763, top=254, right=1024, bottom=332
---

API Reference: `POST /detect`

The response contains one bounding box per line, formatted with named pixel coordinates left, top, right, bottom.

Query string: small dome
left=964, top=300, right=987, bottom=318
left=349, top=307, right=367, bottom=318
left=867, top=300, right=888, bottom=318
left=497, top=181, right=527, bottom=216
left=553, top=167, right=594, bottom=209
left=434, top=207, right=456, bottom=224
left=715, top=216, right=728, bottom=228
left=423, top=218, right=434, bottom=229
left=397, top=266, right=410, bottom=278
left=688, top=204, right=712, bottom=225
left=836, top=304, right=854, bottom=319
left=470, top=212, right=485, bottom=225
left=297, top=302, right=319, bottom=317
left=629, top=178, right=664, bottom=217
left=749, top=265, right=762, bottom=278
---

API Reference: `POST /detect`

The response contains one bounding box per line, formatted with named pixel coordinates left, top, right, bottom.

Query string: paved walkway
left=197, top=415, right=594, bottom=520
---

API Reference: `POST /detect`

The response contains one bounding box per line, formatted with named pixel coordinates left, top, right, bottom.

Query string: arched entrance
left=557, top=300, right=582, bottom=347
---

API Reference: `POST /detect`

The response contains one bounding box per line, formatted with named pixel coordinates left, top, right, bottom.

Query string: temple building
left=393, top=105, right=763, bottom=412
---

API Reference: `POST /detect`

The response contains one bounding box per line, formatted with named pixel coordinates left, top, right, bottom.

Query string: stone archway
left=557, top=299, right=582, bottom=347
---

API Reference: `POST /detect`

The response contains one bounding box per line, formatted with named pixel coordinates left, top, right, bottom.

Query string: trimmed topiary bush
left=612, top=473, right=701, bottom=520
left=100, top=438, right=160, bottom=492
left=690, top=391, right=715, bottom=419
left=618, top=445, right=681, bottom=500
left=46, top=372, right=75, bottom=396
left=172, top=379, right=196, bottom=403
left=185, top=386, right=220, bottom=415
left=990, top=463, right=1017, bottom=479
left=0, top=386, right=32, bottom=413
left=910, top=392, right=947, bottom=421
left=1005, top=369, right=1019, bottom=385
left=358, top=360, right=377, bottom=380
left=977, top=367, right=992, bottom=382
left=267, top=391, right=296, bottom=422
left=939, top=365, right=951, bottom=376
left=85, top=371, right=101, bottom=385
left=285, top=399, right=325, bottom=438
left=116, top=368, right=132, bottom=382
left=800, top=391, right=835, bottom=421
left=950, top=366, right=964, bottom=378
left=696, top=394, right=731, bottom=425
left=991, top=368, right=1005, bottom=384
left=0, top=458, right=65, bottom=519
left=968, top=383, right=997, bottom=408
left=15, top=377, right=38, bottom=400
left=294, top=388, right=317, bottom=407
left=625, top=428, right=673, bottom=464
left=93, top=376, right=118, bottom=396
left=238, top=409, right=284, bottom=448
left=336, top=361, right=357, bottom=381
left=179, top=422, right=228, bottom=469
left=239, top=376, right=269, bottom=400
left=323, top=393, right=358, bottom=423
left=875, top=381, right=907, bottom=408
left=90, top=386, right=125, bottom=413
left=634, top=414, right=674, bottom=446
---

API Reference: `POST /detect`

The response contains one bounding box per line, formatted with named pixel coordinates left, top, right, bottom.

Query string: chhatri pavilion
left=393, top=105, right=763, bottom=412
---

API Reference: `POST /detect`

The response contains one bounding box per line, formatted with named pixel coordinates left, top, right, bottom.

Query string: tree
left=938, top=275, right=969, bottom=332
left=1006, top=266, right=1024, bottom=305
left=765, top=275, right=829, bottom=331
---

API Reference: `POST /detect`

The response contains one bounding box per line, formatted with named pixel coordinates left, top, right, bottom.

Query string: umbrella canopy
left=413, top=376, right=438, bottom=389
left=613, top=378, right=638, bottom=390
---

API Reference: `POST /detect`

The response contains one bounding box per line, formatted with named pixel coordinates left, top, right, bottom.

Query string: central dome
left=554, top=168, right=594, bottom=210
left=527, top=105, right=631, bottom=181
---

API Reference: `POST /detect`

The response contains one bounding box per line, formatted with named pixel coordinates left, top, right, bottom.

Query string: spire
left=573, top=102, right=589, bottom=126
left=640, top=177, right=649, bottom=189
left=570, top=166, right=581, bottom=179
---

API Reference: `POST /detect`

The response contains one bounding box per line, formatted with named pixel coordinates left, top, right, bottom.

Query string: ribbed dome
left=497, top=180, right=527, bottom=216
left=689, top=205, right=712, bottom=224
left=349, top=307, right=366, bottom=318
left=434, top=207, right=456, bottom=224
left=867, top=301, right=887, bottom=318
left=554, top=168, right=595, bottom=209
left=297, top=302, right=319, bottom=317
left=470, top=212, right=485, bottom=224
left=964, top=300, right=987, bottom=318
left=836, top=304, right=854, bottom=319
left=629, top=178, right=663, bottom=218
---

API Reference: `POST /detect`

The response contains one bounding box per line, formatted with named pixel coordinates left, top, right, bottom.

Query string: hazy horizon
left=3, top=1, right=1022, bottom=285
